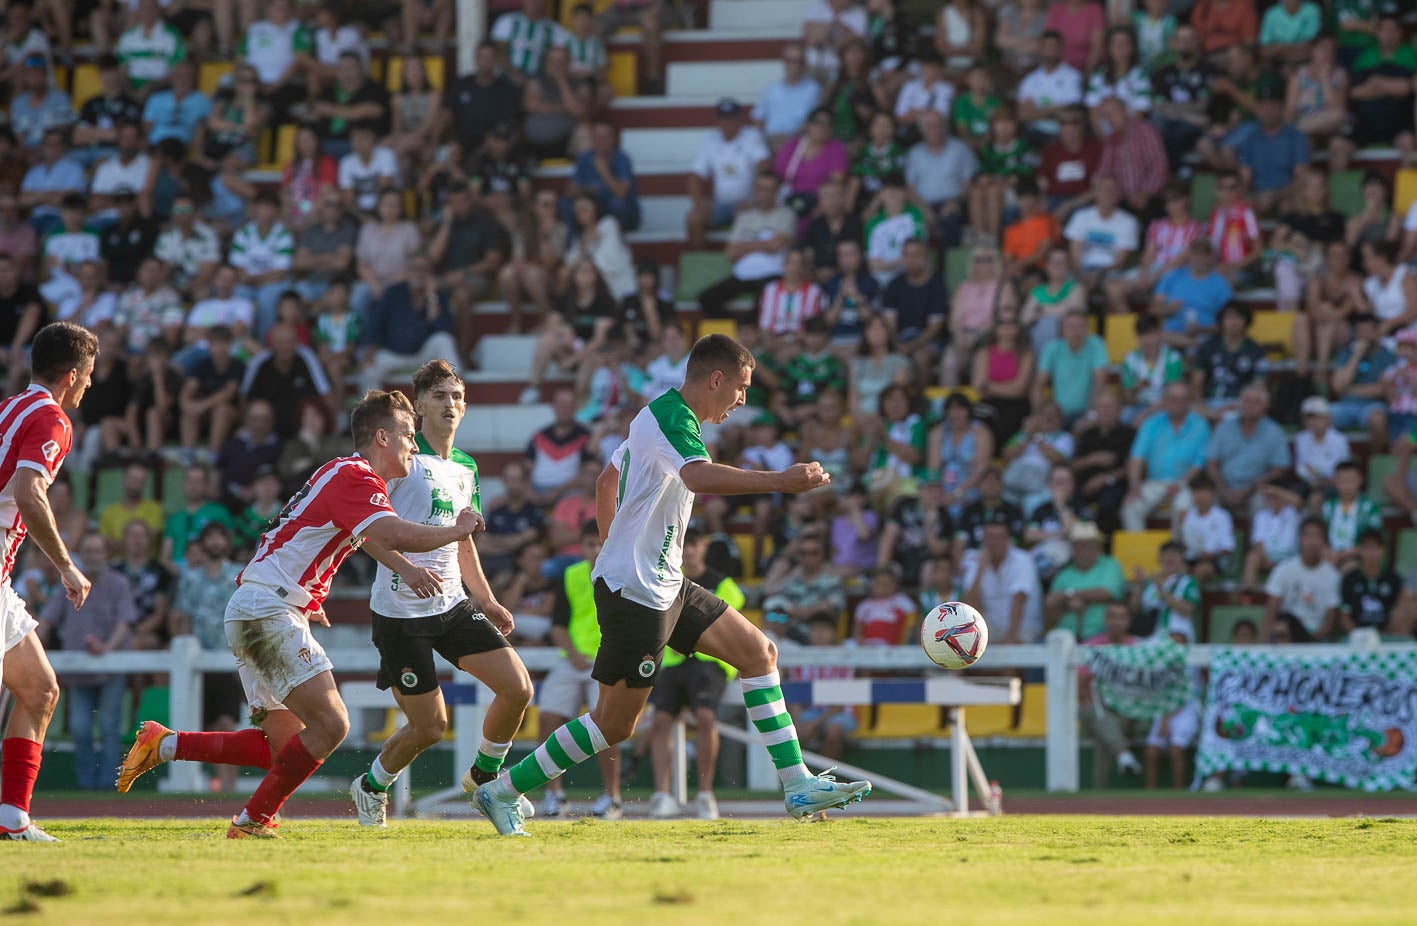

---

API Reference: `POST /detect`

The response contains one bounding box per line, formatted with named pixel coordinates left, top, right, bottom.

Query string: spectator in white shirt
left=698, top=172, right=796, bottom=318
left=753, top=44, right=821, bottom=149
left=1177, top=473, right=1235, bottom=585
left=641, top=323, right=689, bottom=401
left=1262, top=517, right=1341, bottom=643
left=962, top=516, right=1044, bottom=644
left=894, top=55, right=955, bottom=131
left=1064, top=174, right=1139, bottom=286
left=90, top=121, right=151, bottom=215
left=1243, top=484, right=1301, bottom=586
left=1017, top=31, right=1084, bottom=140
left=801, top=0, right=867, bottom=83
left=1292, top=396, right=1350, bottom=493
left=337, top=122, right=398, bottom=214
left=685, top=99, right=771, bottom=249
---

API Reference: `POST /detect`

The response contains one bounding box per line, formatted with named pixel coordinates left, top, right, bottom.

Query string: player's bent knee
left=411, top=715, right=447, bottom=748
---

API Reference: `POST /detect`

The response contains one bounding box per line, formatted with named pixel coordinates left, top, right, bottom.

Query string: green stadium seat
left=944, top=247, right=970, bottom=290
left=675, top=251, right=732, bottom=303
left=1328, top=170, right=1365, bottom=218
left=161, top=464, right=186, bottom=515
left=1367, top=454, right=1396, bottom=505
left=1190, top=173, right=1217, bottom=221
left=1206, top=604, right=1267, bottom=644
left=124, top=687, right=169, bottom=744
left=1396, top=530, right=1417, bottom=578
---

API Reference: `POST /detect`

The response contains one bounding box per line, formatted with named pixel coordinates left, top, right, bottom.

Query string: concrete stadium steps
left=709, top=0, right=813, bottom=32
left=452, top=402, right=554, bottom=454
left=610, top=98, right=719, bottom=129
left=665, top=59, right=784, bottom=102
left=611, top=31, right=791, bottom=64
left=620, top=126, right=708, bottom=171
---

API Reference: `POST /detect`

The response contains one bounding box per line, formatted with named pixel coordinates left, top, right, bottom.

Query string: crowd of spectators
left=5, top=0, right=1417, bottom=787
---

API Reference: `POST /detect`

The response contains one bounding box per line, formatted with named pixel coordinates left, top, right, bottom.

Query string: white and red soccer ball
left=921, top=601, right=989, bottom=670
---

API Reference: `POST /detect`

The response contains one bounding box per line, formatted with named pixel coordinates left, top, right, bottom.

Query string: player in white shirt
left=472, top=335, right=871, bottom=835
left=349, top=361, right=535, bottom=827
left=117, top=389, right=481, bottom=838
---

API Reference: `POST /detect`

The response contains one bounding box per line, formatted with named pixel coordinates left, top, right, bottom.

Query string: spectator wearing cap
left=311, top=52, right=391, bottom=159
left=1205, top=382, right=1289, bottom=514
left=19, top=129, right=86, bottom=234
left=685, top=99, right=771, bottom=249
left=568, top=120, right=640, bottom=232
left=1217, top=84, right=1309, bottom=215
left=753, top=43, right=821, bottom=149
left=234, top=464, right=285, bottom=549
left=1330, top=311, right=1397, bottom=450
left=962, top=514, right=1043, bottom=644
left=1095, top=95, right=1168, bottom=216
left=1292, top=395, right=1350, bottom=493
left=154, top=193, right=221, bottom=296
left=1191, top=302, right=1264, bottom=417
left=140, top=59, right=210, bottom=147
left=904, top=110, right=977, bottom=249
left=1046, top=521, right=1125, bottom=639
left=99, top=189, right=159, bottom=286
left=1348, top=14, right=1417, bottom=153
left=1017, top=32, right=1085, bottom=142
left=89, top=121, right=151, bottom=217
left=442, top=41, right=521, bottom=154
left=1122, top=380, right=1209, bottom=530
left=698, top=171, right=795, bottom=319
left=116, top=0, right=186, bottom=91
left=229, top=192, right=295, bottom=337
left=9, top=52, right=71, bottom=150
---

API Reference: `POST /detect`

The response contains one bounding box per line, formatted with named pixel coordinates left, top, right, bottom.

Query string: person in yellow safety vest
left=538, top=519, right=622, bottom=819
left=646, top=528, right=744, bottom=820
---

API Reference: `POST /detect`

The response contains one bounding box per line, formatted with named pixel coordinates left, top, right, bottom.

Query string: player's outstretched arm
left=680, top=460, right=830, bottom=497
left=362, top=539, right=444, bottom=599
left=365, top=508, right=483, bottom=554
left=13, top=468, right=89, bottom=608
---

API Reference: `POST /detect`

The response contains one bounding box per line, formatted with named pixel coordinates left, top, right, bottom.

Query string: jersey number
left=277, top=482, right=313, bottom=524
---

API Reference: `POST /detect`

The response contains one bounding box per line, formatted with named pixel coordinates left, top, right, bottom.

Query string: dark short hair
left=411, top=358, right=462, bottom=397
left=1134, top=314, right=1160, bottom=336
left=1300, top=516, right=1327, bottom=538
left=197, top=521, right=232, bottom=544
left=1160, top=540, right=1187, bottom=557
left=1334, top=460, right=1361, bottom=476
left=685, top=334, right=755, bottom=383
left=1356, top=527, right=1384, bottom=546
left=30, top=321, right=98, bottom=382
left=350, top=389, right=415, bottom=449
left=1188, top=473, right=1215, bottom=491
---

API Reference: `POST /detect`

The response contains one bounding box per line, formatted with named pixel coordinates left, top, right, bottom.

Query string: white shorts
left=538, top=657, right=599, bottom=718
left=0, top=583, right=39, bottom=656
left=1147, top=700, right=1200, bottom=749
left=223, top=583, right=334, bottom=713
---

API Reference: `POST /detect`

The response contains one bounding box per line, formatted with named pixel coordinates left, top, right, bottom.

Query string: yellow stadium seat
left=608, top=50, right=637, bottom=97
left=560, top=0, right=615, bottom=27
left=70, top=63, right=102, bottom=108
left=198, top=61, right=232, bottom=96
left=731, top=533, right=773, bottom=580
left=515, top=705, right=540, bottom=739
left=1104, top=314, right=1139, bottom=364
left=697, top=318, right=737, bottom=340
left=259, top=123, right=297, bottom=170
left=53, top=64, right=68, bottom=95
left=923, top=385, right=979, bottom=403
left=1395, top=168, right=1417, bottom=218
left=1249, top=310, right=1294, bottom=357
left=1111, top=529, right=1172, bottom=577
left=385, top=55, right=446, bottom=92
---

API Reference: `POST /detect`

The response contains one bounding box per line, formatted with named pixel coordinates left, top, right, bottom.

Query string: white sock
left=158, top=735, right=177, bottom=762
left=0, top=804, right=29, bottom=831
left=477, top=737, right=512, bottom=763
left=369, top=755, right=399, bottom=788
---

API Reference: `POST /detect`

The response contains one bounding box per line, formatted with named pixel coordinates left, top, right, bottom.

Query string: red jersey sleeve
left=328, top=467, right=397, bottom=538
left=13, top=406, right=71, bottom=484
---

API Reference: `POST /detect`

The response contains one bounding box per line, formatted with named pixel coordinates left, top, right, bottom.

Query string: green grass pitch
left=2, top=816, right=1414, bottom=924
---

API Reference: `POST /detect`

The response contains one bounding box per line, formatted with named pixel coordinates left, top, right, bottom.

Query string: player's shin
left=173, top=729, right=274, bottom=769
left=239, top=735, right=323, bottom=826
left=740, top=671, right=812, bottom=787
left=490, top=713, right=608, bottom=799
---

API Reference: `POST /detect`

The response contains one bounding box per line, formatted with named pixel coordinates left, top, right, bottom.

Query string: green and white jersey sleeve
left=370, top=435, right=482, bottom=619
left=592, top=389, right=710, bottom=610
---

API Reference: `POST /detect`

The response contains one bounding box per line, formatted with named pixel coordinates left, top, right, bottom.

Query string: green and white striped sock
left=742, top=671, right=812, bottom=786
left=492, top=714, right=608, bottom=798
left=473, top=737, right=512, bottom=776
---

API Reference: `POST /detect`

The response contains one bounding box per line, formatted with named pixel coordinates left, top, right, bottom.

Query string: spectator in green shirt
left=1033, top=309, right=1109, bottom=425
left=1258, top=0, right=1320, bottom=68
left=161, top=465, right=236, bottom=566
left=1046, top=520, right=1127, bottom=639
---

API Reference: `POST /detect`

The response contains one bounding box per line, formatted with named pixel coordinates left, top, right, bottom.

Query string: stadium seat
left=1249, top=310, right=1294, bottom=357
left=923, top=385, right=979, bottom=404
left=198, top=61, right=232, bottom=96
left=1206, top=604, right=1266, bottom=643
left=1110, top=530, right=1171, bottom=577
left=160, top=464, right=186, bottom=515
left=260, top=123, right=297, bottom=170
left=130, top=686, right=170, bottom=736
left=731, top=533, right=773, bottom=579
left=70, top=63, right=102, bottom=108
left=1328, top=170, right=1364, bottom=217
left=1396, top=530, right=1417, bottom=578
left=608, top=50, right=638, bottom=98
left=385, top=55, right=446, bottom=92
left=1190, top=173, right=1217, bottom=221
left=676, top=251, right=731, bottom=302
left=1103, top=315, right=1139, bottom=364
left=1367, top=454, right=1395, bottom=505
left=1395, top=168, right=1417, bottom=218
left=53, top=64, right=67, bottom=95
left=697, top=318, right=737, bottom=340
left=944, top=247, right=970, bottom=290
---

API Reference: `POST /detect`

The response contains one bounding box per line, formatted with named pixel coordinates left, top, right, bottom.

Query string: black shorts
left=371, top=600, right=510, bottom=696
left=591, top=578, right=728, bottom=689
left=651, top=657, right=729, bottom=716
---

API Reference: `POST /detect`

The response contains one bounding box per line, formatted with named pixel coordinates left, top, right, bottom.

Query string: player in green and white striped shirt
left=490, top=0, right=565, bottom=79
left=116, top=0, right=186, bottom=88
left=473, top=335, right=872, bottom=836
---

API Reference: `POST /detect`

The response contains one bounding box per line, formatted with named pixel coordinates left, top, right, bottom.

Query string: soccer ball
left=921, top=601, right=989, bottom=670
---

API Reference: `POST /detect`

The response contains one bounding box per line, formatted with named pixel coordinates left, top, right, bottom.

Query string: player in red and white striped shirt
left=0, top=322, right=98, bottom=841
left=117, top=389, right=482, bottom=838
